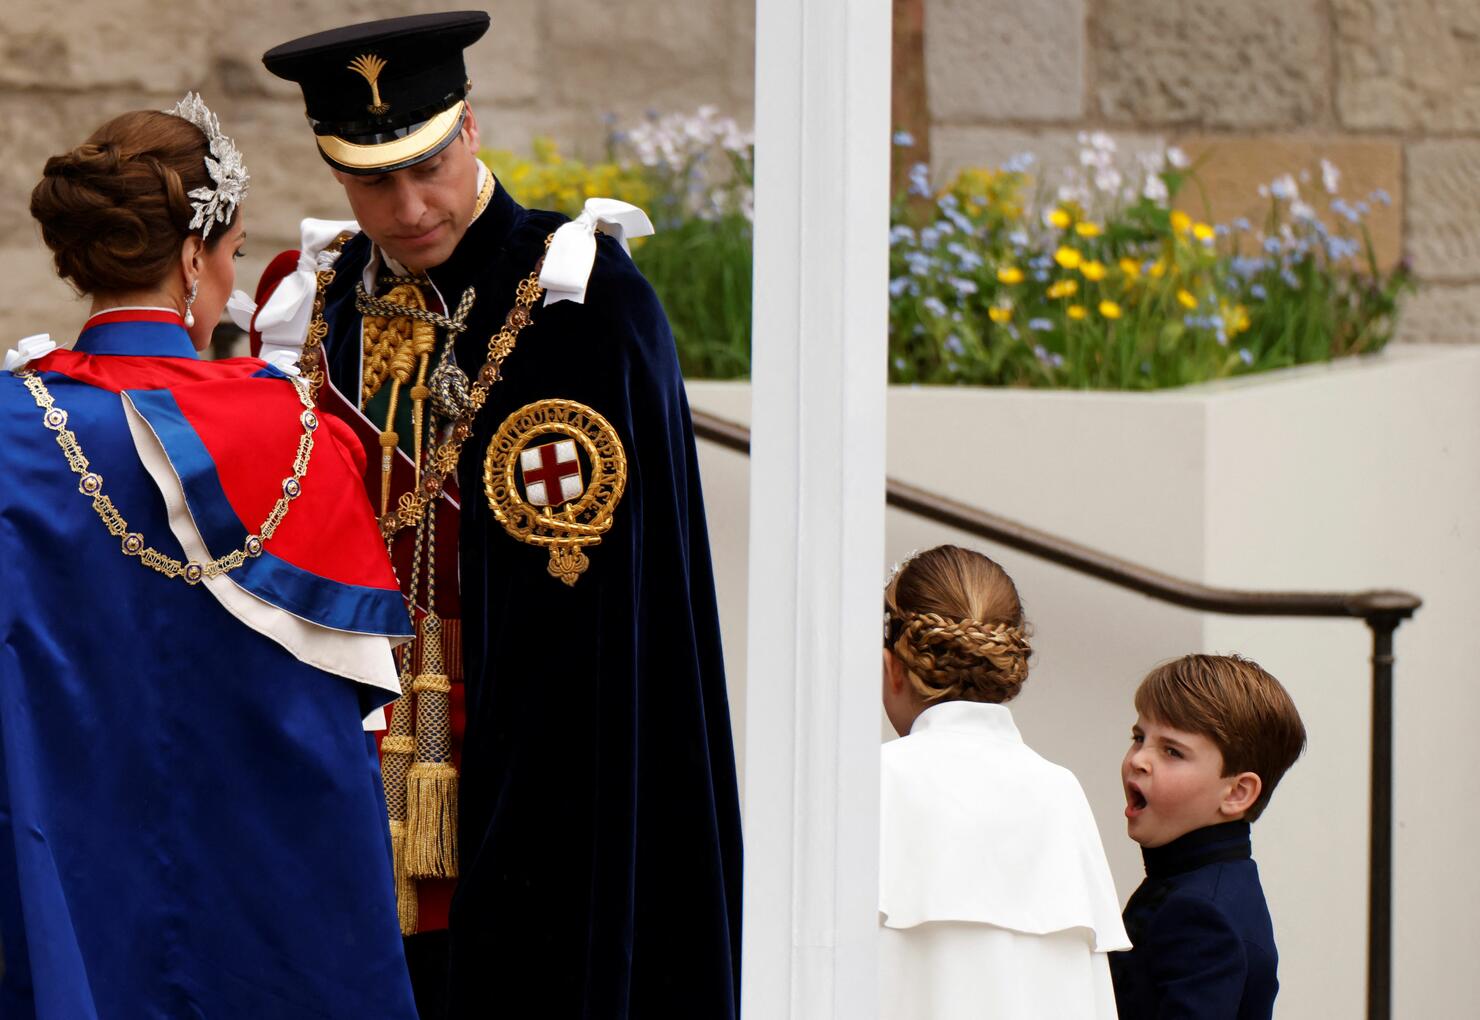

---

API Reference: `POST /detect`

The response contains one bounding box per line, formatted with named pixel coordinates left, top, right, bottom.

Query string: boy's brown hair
left=1135, top=654, right=1307, bottom=822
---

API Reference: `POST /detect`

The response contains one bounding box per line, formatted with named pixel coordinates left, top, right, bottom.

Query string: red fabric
left=38, top=349, right=398, bottom=594
left=33, top=350, right=265, bottom=393
left=250, top=250, right=303, bottom=358
left=87, top=309, right=182, bottom=328
left=171, top=381, right=397, bottom=591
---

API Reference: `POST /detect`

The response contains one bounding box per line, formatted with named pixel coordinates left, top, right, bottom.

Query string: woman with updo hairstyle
left=878, top=545, right=1129, bottom=1019
left=0, top=97, right=416, bottom=1016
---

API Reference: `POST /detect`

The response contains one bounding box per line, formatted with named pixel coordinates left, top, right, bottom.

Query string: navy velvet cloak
left=318, top=180, right=743, bottom=1018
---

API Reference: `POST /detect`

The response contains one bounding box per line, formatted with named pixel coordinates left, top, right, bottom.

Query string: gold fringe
left=406, top=759, right=459, bottom=879
left=388, top=819, right=419, bottom=935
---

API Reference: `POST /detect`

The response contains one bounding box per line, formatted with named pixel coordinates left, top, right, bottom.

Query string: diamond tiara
left=163, top=92, right=249, bottom=240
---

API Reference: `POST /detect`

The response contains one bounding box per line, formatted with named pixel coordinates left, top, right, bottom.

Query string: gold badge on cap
left=348, top=53, right=391, bottom=116
left=484, top=399, right=627, bottom=586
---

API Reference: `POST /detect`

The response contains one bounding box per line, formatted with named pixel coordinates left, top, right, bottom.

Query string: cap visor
left=317, top=101, right=465, bottom=175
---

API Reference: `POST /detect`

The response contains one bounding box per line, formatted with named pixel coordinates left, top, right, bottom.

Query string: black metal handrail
left=691, top=407, right=1420, bottom=1020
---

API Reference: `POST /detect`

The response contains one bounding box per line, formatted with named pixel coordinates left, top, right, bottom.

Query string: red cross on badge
left=520, top=439, right=584, bottom=507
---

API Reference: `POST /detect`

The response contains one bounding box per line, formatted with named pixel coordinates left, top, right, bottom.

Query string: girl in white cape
left=879, top=545, right=1129, bottom=1019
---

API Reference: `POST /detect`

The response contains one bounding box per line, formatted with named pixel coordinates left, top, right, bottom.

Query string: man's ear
left=1220, top=771, right=1262, bottom=818
left=461, top=103, right=480, bottom=153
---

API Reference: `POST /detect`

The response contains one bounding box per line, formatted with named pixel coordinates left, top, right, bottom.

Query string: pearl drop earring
left=184, top=278, right=199, bottom=329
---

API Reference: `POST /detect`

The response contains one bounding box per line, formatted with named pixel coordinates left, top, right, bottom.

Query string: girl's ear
left=882, top=647, right=908, bottom=694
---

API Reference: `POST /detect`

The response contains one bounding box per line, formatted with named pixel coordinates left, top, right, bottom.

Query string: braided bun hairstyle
left=30, top=110, right=233, bottom=296
left=884, top=545, right=1033, bottom=705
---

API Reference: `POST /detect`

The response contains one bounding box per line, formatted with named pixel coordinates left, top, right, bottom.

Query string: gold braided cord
left=299, top=231, right=356, bottom=400
left=891, top=610, right=1033, bottom=701
left=355, top=282, right=475, bottom=335
left=19, top=369, right=318, bottom=586
left=380, top=233, right=555, bottom=541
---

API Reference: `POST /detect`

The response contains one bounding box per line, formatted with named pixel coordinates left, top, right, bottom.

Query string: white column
left=741, top=1, right=892, bottom=1018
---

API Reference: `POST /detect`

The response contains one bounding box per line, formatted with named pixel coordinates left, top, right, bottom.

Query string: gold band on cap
left=317, top=101, right=465, bottom=172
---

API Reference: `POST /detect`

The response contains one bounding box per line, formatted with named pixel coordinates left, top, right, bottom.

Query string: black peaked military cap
left=263, top=11, right=490, bottom=175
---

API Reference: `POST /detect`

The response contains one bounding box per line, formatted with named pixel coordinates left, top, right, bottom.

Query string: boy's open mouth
left=1125, top=783, right=1147, bottom=817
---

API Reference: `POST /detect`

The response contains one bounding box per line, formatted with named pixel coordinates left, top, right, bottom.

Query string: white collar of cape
left=227, top=160, right=656, bottom=372
left=878, top=699, right=1132, bottom=952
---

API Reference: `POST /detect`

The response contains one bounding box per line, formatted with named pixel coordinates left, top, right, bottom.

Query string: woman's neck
left=89, top=289, right=182, bottom=318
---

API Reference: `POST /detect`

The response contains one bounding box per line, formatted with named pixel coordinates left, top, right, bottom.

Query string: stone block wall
left=0, top=0, right=755, bottom=343
left=2, top=0, right=1477, bottom=345
left=926, top=0, right=1480, bottom=343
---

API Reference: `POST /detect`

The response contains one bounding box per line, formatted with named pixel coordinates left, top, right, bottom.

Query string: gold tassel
left=406, top=612, right=459, bottom=878
left=388, top=818, right=419, bottom=936
left=381, top=659, right=419, bottom=934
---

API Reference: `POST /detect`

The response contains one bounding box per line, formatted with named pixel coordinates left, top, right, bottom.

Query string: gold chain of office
left=18, top=368, right=319, bottom=585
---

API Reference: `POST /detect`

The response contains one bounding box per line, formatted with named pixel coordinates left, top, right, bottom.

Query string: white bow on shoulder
left=3, top=334, right=58, bottom=372
left=226, top=218, right=359, bottom=367
left=539, top=198, right=655, bottom=307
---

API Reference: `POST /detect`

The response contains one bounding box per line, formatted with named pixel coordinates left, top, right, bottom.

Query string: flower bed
left=487, top=114, right=1412, bottom=389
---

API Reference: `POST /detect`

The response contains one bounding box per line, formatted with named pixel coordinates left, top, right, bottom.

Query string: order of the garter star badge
left=484, top=399, right=627, bottom=585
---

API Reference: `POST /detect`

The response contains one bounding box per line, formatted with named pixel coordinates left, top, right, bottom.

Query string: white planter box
left=688, top=343, right=1480, bottom=1020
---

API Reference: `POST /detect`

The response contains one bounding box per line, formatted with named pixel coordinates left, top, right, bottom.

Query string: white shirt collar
left=909, top=699, right=1022, bottom=741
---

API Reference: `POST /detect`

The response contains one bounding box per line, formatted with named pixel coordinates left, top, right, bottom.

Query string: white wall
left=689, top=343, right=1480, bottom=1019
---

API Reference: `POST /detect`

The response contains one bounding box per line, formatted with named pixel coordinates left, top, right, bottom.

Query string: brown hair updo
left=884, top=545, right=1033, bottom=705
left=30, top=110, right=235, bottom=296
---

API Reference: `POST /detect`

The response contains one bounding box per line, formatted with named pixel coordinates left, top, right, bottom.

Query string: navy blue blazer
left=1109, top=821, right=1279, bottom=1019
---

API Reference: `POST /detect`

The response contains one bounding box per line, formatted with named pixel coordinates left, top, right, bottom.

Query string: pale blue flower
left=893, top=130, right=915, bottom=147
left=890, top=224, right=917, bottom=245
left=1239, top=348, right=1254, bottom=366
left=945, top=334, right=965, bottom=355
left=1002, top=152, right=1036, bottom=174
left=889, top=277, right=913, bottom=298
left=1028, top=318, right=1053, bottom=332
left=1232, top=217, right=1252, bottom=232
left=1262, top=237, right=1283, bottom=255
left=948, top=277, right=978, bottom=297
left=1370, top=188, right=1392, bottom=207
left=923, top=296, right=948, bottom=318
left=908, top=162, right=932, bottom=199
left=1250, top=283, right=1268, bottom=300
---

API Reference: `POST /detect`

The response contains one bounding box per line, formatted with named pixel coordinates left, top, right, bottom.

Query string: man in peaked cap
left=261, top=12, right=742, bottom=1019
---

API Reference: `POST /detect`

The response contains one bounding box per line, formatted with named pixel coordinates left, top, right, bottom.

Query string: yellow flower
left=1075, top=222, right=1103, bottom=238
left=1048, top=208, right=1073, bottom=230
left=1230, top=304, right=1252, bottom=334
left=988, top=305, right=1013, bottom=324
left=1099, top=300, right=1123, bottom=320
left=1170, top=210, right=1192, bottom=234
left=1067, top=305, right=1088, bottom=321
left=1149, top=258, right=1168, bottom=279
left=1054, top=246, right=1082, bottom=270
left=1080, top=260, right=1108, bottom=282
left=997, top=266, right=1025, bottom=285
left=1046, top=279, right=1079, bottom=299
left=1193, top=222, right=1216, bottom=243
left=1177, top=289, right=1198, bottom=310
left=1119, top=257, right=1141, bottom=279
